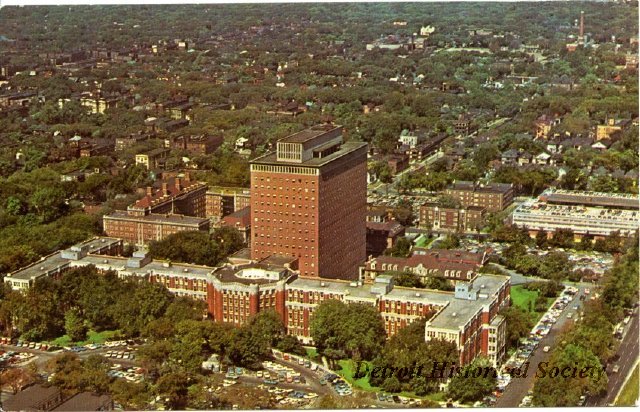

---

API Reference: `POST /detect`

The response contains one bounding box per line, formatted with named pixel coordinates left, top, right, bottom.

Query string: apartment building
left=445, top=181, right=514, bottom=212
left=420, top=203, right=486, bottom=233
left=205, top=186, right=251, bottom=224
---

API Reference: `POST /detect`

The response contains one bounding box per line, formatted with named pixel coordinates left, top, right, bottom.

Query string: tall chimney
left=175, top=178, right=182, bottom=192
left=162, top=182, right=168, bottom=196
left=579, top=11, right=585, bottom=40
left=146, top=186, right=153, bottom=197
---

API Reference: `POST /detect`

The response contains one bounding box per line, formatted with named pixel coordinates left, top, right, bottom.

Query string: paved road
left=587, top=309, right=639, bottom=406
left=495, top=287, right=586, bottom=407
left=490, top=264, right=548, bottom=286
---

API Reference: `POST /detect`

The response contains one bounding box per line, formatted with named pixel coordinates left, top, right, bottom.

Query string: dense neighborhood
left=0, top=2, right=638, bottom=410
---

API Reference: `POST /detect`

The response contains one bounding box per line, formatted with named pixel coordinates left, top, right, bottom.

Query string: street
left=495, top=286, right=587, bottom=407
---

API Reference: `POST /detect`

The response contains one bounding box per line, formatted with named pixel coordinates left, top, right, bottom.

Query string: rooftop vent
left=452, top=312, right=457, bottom=317
left=183, top=268, right=189, bottom=273
left=480, top=284, right=486, bottom=289
left=415, top=292, right=421, bottom=297
left=163, top=262, right=171, bottom=268
left=40, top=266, right=44, bottom=270
left=103, top=259, right=108, bottom=264
left=320, top=282, right=326, bottom=287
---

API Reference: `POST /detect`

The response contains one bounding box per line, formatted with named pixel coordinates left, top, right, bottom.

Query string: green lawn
left=337, top=359, right=376, bottom=391
left=305, top=347, right=318, bottom=360
left=50, top=330, right=119, bottom=347
left=511, top=285, right=553, bottom=323
left=335, top=359, right=444, bottom=401
left=615, top=364, right=639, bottom=406
left=414, top=235, right=434, bottom=248
left=511, top=285, right=538, bottom=311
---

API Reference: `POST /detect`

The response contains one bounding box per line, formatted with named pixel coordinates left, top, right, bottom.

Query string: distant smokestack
left=579, top=11, right=585, bottom=39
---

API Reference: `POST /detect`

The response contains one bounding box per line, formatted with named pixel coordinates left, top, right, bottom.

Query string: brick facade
left=250, top=125, right=367, bottom=280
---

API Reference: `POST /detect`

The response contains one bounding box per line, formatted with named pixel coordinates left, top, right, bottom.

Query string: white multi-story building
left=512, top=189, right=639, bottom=238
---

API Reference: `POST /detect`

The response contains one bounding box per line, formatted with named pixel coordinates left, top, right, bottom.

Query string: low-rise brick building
left=360, top=249, right=488, bottom=284
left=221, top=206, right=251, bottom=243
left=103, top=211, right=210, bottom=245
left=445, top=181, right=514, bottom=212
left=206, top=186, right=251, bottom=224
left=4, top=237, right=509, bottom=367
left=420, top=203, right=486, bottom=233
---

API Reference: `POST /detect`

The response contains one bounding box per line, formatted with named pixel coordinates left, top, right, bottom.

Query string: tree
left=385, top=237, right=412, bottom=257
left=447, top=357, right=497, bottom=403
left=148, top=227, right=243, bottom=267
left=110, top=380, right=151, bottom=410
left=29, top=187, right=67, bottom=223
left=155, top=371, right=191, bottom=410
left=310, top=300, right=386, bottom=362
left=533, top=344, right=607, bottom=406
left=64, top=308, right=88, bottom=342
left=439, top=233, right=461, bottom=250
left=369, top=319, right=458, bottom=394
left=393, top=271, right=422, bottom=288
left=0, top=368, right=37, bottom=394
left=425, top=276, right=455, bottom=291
left=228, top=325, right=272, bottom=368
left=500, top=306, right=533, bottom=349
left=539, top=252, right=573, bottom=281
left=535, top=230, right=548, bottom=248
left=276, top=335, right=306, bottom=356
left=247, top=310, right=286, bottom=347
left=548, top=228, right=574, bottom=249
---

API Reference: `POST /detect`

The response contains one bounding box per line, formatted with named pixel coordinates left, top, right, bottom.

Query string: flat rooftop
left=251, top=141, right=367, bottom=168
left=542, top=188, right=639, bottom=210
left=278, top=124, right=341, bottom=144
left=104, top=211, right=209, bottom=225
left=213, top=263, right=290, bottom=285
left=6, top=253, right=69, bottom=281
left=427, top=274, right=509, bottom=330
left=289, top=276, right=458, bottom=305
left=81, top=237, right=122, bottom=252
left=78, top=255, right=213, bottom=280
left=514, top=200, right=639, bottom=224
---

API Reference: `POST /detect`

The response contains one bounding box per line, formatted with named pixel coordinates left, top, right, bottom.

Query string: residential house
left=591, top=139, right=614, bottom=152
left=135, top=148, right=170, bottom=170
left=168, top=135, right=224, bottom=156
left=596, top=118, right=630, bottom=141
left=533, top=152, right=554, bottom=166
left=534, top=114, right=561, bottom=139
